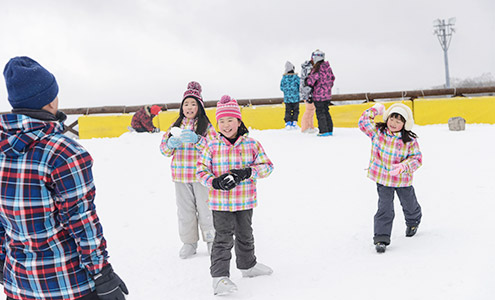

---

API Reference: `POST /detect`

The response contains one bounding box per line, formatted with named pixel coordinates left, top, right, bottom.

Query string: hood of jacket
left=0, top=114, right=63, bottom=158
left=318, top=61, right=330, bottom=73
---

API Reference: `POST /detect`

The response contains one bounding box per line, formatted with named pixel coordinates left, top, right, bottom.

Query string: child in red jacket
left=131, top=104, right=161, bottom=132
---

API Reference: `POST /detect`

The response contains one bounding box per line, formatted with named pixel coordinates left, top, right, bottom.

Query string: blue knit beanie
left=3, top=56, right=59, bottom=109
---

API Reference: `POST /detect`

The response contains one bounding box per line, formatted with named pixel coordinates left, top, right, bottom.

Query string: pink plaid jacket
left=160, top=118, right=217, bottom=183
left=358, top=107, right=422, bottom=187
left=196, top=134, right=273, bottom=211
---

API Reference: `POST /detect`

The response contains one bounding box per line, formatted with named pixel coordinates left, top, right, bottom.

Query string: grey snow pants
left=175, top=182, right=215, bottom=244
left=210, top=209, right=257, bottom=278
left=374, top=183, right=422, bottom=245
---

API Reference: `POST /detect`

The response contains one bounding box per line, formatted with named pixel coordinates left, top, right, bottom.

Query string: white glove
left=372, top=103, right=385, bottom=115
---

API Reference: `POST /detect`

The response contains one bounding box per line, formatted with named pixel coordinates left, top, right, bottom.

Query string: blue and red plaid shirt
left=0, top=114, right=109, bottom=300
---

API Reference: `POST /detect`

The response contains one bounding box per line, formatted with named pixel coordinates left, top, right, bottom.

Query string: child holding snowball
left=358, top=102, right=423, bottom=253
left=196, top=95, right=274, bottom=296
left=160, top=81, right=217, bottom=259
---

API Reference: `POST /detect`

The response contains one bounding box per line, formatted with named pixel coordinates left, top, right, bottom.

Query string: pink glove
left=372, top=103, right=385, bottom=115
left=389, top=163, right=405, bottom=176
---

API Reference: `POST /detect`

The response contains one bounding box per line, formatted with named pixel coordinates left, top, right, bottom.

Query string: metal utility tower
left=433, top=18, right=456, bottom=88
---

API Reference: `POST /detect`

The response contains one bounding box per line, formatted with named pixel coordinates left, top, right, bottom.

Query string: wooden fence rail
left=1, top=86, right=494, bottom=137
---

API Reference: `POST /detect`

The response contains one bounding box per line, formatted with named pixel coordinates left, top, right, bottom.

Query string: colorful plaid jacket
left=280, top=73, right=301, bottom=103
left=306, top=61, right=335, bottom=102
left=0, top=114, right=108, bottom=300
left=160, top=118, right=217, bottom=183
left=131, top=106, right=156, bottom=132
left=196, top=134, right=273, bottom=211
left=358, top=107, right=422, bottom=187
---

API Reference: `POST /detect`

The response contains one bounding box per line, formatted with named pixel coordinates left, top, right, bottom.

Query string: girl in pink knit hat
left=196, top=95, right=274, bottom=296
left=160, top=81, right=217, bottom=259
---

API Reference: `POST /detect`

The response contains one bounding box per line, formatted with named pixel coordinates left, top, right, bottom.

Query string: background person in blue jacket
left=280, top=61, right=300, bottom=130
left=0, top=56, right=128, bottom=300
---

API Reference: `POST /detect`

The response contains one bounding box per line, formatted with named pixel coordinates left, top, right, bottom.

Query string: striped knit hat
left=216, top=95, right=241, bottom=121
left=183, top=81, right=204, bottom=106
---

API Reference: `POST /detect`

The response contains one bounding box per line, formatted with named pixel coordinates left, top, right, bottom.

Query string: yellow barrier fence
left=78, top=96, right=495, bottom=139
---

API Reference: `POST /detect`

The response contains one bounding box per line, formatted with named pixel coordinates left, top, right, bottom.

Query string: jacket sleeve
left=306, top=70, right=319, bottom=87
left=159, top=129, right=175, bottom=157
left=280, top=76, right=287, bottom=92
left=358, top=107, right=379, bottom=138
left=250, top=141, right=274, bottom=180
left=402, top=139, right=423, bottom=174
left=196, top=143, right=215, bottom=188
left=0, top=223, right=5, bottom=262
left=51, top=151, right=108, bottom=276
left=196, top=124, right=217, bottom=153
left=142, top=114, right=156, bottom=132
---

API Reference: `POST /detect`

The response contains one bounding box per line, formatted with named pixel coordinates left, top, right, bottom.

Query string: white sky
left=0, top=0, right=494, bottom=111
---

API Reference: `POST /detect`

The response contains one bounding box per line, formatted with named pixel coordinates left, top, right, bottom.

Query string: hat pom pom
left=187, top=81, right=202, bottom=93
left=219, top=95, right=232, bottom=104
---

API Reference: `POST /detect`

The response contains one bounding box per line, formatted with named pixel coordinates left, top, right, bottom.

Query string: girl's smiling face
left=218, top=117, right=241, bottom=139
left=182, top=98, right=199, bottom=119
left=387, top=115, right=405, bottom=133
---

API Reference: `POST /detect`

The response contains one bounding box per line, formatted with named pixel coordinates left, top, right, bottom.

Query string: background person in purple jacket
left=306, top=49, right=336, bottom=136
left=1, top=56, right=128, bottom=300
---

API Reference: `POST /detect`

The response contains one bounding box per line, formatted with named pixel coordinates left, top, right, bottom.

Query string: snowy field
left=78, top=124, right=495, bottom=300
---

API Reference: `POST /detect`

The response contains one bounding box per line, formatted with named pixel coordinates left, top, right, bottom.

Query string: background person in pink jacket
left=358, top=103, right=423, bottom=254
left=196, top=95, right=274, bottom=296
left=160, top=81, right=217, bottom=259
left=306, top=49, right=336, bottom=136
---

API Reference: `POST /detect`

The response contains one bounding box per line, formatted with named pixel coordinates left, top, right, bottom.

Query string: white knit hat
left=284, top=61, right=295, bottom=73
left=383, top=103, right=414, bottom=130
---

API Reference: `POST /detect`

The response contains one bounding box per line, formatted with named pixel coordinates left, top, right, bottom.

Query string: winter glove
left=229, top=168, right=252, bottom=184
left=389, top=163, right=406, bottom=176
left=372, top=103, right=385, bottom=115
left=152, top=127, right=160, bottom=133
left=180, top=129, right=199, bottom=144
left=212, top=173, right=237, bottom=191
left=167, top=136, right=182, bottom=149
left=93, top=264, right=128, bottom=300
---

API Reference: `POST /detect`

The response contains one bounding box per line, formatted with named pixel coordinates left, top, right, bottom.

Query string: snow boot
left=179, top=242, right=197, bottom=259
left=317, top=132, right=333, bottom=137
left=212, top=277, right=237, bottom=295
left=240, top=263, right=273, bottom=278
left=406, top=225, right=418, bottom=237
left=375, top=242, right=387, bottom=253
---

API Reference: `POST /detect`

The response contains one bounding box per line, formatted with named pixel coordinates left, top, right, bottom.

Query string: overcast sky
left=0, top=0, right=494, bottom=111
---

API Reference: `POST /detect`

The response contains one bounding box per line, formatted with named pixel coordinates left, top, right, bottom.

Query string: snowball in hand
left=170, top=127, right=182, bottom=137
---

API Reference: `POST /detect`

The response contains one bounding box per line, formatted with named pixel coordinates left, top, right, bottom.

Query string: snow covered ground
left=78, top=124, right=495, bottom=300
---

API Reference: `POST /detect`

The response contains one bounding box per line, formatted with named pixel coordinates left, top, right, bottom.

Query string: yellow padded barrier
left=328, top=101, right=412, bottom=128
left=77, top=97, right=494, bottom=139
left=414, top=96, right=495, bottom=125
left=78, top=115, right=133, bottom=139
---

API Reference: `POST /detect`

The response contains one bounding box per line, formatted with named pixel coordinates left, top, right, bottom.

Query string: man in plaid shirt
left=0, top=57, right=128, bottom=300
